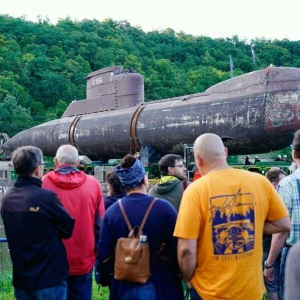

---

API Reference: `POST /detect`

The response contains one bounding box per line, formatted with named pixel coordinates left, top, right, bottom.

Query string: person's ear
left=143, top=174, right=149, bottom=186
left=76, top=158, right=80, bottom=166
left=54, top=157, right=59, bottom=166
left=272, top=182, right=278, bottom=188
left=167, top=166, right=174, bottom=175
left=224, top=147, right=228, bottom=158
left=142, top=174, right=149, bottom=190
left=33, top=165, right=39, bottom=177
left=292, top=149, right=297, bottom=162
left=195, top=153, right=202, bottom=169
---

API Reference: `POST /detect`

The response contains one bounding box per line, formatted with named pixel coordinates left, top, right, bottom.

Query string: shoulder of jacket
left=85, top=174, right=100, bottom=183
left=40, top=187, right=56, bottom=196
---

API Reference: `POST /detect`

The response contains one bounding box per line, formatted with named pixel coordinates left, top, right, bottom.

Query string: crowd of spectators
left=2, top=130, right=300, bottom=300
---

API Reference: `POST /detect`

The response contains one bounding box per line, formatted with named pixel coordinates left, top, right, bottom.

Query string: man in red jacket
left=43, top=144, right=105, bottom=300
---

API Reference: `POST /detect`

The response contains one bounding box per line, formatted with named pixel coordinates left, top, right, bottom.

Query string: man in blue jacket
left=1, top=146, right=75, bottom=300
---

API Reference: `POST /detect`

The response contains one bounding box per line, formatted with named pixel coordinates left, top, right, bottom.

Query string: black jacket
left=1, top=176, right=75, bottom=290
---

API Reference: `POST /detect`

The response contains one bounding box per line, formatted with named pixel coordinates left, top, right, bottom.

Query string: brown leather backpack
left=114, top=198, right=157, bottom=284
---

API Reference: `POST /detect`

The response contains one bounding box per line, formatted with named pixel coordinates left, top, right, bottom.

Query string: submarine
left=2, top=65, right=300, bottom=160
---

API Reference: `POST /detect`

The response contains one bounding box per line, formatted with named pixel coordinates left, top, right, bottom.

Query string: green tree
left=1, top=13, right=300, bottom=140
left=0, top=95, right=33, bottom=136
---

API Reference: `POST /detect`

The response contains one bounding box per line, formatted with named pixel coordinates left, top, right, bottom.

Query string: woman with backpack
left=96, top=154, right=184, bottom=300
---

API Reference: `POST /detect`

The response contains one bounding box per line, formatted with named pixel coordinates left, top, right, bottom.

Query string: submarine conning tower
left=62, top=66, right=145, bottom=118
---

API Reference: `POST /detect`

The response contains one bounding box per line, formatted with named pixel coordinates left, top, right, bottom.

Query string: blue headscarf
left=115, top=159, right=146, bottom=189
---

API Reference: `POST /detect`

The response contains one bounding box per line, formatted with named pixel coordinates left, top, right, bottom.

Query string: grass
left=0, top=271, right=268, bottom=300
left=92, top=281, right=109, bottom=300
left=0, top=272, right=14, bottom=299
left=0, top=272, right=109, bottom=300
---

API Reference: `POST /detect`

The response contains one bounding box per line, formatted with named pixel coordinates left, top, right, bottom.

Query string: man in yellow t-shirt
left=174, top=133, right=291, bottom=300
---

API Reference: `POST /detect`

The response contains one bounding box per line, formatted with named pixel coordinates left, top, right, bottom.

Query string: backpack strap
left=118, top=198, right=158, bottom=236
left=118, top=199, right=133, bottom=232
left=139, top=198, right=157, bottom=233
left=152, top=242, right=170, bottom=262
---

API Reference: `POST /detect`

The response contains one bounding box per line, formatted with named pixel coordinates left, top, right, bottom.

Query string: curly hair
left=106, top=171, right=124, bottom=195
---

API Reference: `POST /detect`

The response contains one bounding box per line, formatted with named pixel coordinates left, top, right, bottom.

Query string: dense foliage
left=1, top=14, right=300, bottom=136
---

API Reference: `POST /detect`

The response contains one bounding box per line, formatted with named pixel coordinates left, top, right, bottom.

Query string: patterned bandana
left=115, top=159, right=146, bottom=189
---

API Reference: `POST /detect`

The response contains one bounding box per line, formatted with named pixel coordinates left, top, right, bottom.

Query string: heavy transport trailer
left=1, top=65, right=300, bottom=164
left=183, top=144, right=292, bottom=182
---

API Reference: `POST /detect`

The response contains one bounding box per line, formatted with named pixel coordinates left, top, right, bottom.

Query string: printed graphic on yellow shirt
left=210, top=188, right=255, bottom=258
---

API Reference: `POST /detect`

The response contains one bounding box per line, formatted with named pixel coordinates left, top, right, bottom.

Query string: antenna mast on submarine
left=229, top=55, right=234, bottom=78
left=251, top=45, right=256, bottom=65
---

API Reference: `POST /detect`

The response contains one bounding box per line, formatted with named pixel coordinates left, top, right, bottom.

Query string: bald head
left=193, top=134, right=228, bottom=171
left=55, top=144, right=79, bottom=165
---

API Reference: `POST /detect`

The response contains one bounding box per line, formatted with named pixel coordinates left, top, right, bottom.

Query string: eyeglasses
left=173, top=164, right=185, bottom=168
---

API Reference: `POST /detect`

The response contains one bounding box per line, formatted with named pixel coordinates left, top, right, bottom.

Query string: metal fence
left=0, top=237, right=13, bottom=299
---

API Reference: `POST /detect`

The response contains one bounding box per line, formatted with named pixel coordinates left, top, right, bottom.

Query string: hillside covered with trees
left=1, top=14, right=300, bottom=137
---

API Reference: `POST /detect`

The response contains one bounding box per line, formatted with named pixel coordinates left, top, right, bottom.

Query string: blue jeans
left=121, top=281, right=156, bottom=300
left=263, top=251, right=281, bottom=293
left=15, top=281, right=67, bottom=300
left=67, top=270, right=93, bottom=300
left=280, top=246, right=291, bottom=300
left=189, top=287, right=202, bottom=300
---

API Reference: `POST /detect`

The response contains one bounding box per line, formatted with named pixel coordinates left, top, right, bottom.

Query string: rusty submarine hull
left=2, top=65, right=300, bottom=160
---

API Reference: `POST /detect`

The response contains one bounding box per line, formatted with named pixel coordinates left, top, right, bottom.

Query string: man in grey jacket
left=148, top=154, right=188, bottom=211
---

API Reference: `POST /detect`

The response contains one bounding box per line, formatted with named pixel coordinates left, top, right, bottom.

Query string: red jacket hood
left=47, top=167, right=87, bottom=190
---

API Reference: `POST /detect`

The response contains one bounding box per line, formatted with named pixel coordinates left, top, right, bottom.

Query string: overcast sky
left=1, top=0, right=299, bottom=41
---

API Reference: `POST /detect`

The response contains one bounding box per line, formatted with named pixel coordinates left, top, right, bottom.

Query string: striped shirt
left=278, top=168, right=300, bottom=245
